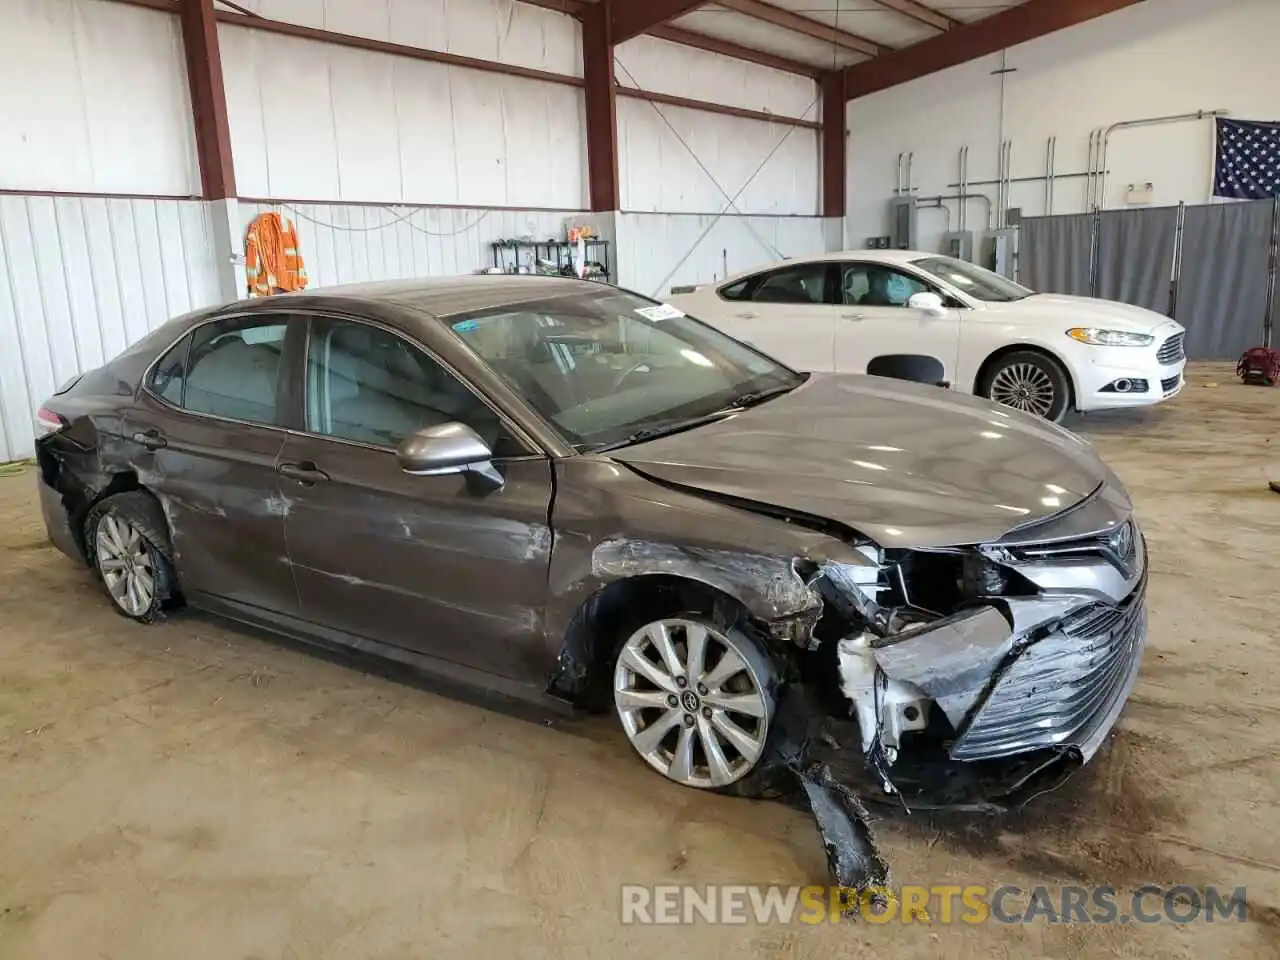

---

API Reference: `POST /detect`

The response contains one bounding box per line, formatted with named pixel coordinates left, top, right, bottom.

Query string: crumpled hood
left=610, top=374, right=1108, bottom=548
left=984, top=293, right=1180, bottom=334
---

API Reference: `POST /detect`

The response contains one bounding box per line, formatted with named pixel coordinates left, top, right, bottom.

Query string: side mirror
left=396, top=423, right=500, bottom=487
left=907, top=291, right=948, bottom=317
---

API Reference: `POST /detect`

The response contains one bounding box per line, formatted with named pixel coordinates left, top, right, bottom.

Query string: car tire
left=979, top=350, right=1072, bottom=422
left=611, top=611, right=788, bottom=798
left=85, top=491, right=177, bottom=624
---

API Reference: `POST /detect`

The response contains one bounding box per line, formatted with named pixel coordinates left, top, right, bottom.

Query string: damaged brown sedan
left=34, top=276, right=1147, bottom=897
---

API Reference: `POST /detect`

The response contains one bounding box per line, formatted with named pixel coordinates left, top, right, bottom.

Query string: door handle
left=278, top=461, right=330, bottom=485
left=841, top=313, right=866, bottom=321
left=132, top=430, right=167, bottom=450
left=735, top=311, right=758, bottom=319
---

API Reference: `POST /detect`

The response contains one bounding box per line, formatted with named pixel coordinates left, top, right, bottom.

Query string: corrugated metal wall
left=0, top=0, right=197, bottom=195
left=220, top=24, right=587, bottom=209
left=0, top=195, right=221, bottom=462
left=616, top=212, right=830, bottom=297
left=240, top=201, right=581, bottom=287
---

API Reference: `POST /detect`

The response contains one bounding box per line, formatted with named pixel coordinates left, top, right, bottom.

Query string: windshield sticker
left=451, top=319, right=480, bottom=333
left=634, top=304, right=685, bottom=322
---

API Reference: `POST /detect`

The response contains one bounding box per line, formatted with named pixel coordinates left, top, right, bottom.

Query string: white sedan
left=667, top=250, right=1187, bottom=422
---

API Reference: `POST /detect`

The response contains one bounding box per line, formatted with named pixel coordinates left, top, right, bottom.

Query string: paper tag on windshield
left=634, top=304, right=685, bottom=321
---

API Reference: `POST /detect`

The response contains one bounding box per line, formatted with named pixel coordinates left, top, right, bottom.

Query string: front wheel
left=613, top=615, right=777, bottom=792
left=979, top=350, right=1071, bottom=422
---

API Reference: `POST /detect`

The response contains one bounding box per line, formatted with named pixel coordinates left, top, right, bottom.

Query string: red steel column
left=821, top=70, right=847, bottom=219
left=583, top=0, right=619, bottom=212
left=180, top=0, right=237, bottom=200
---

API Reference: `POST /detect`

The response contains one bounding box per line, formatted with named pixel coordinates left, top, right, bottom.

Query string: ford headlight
left=1066, top=327, right=1154, bottom=347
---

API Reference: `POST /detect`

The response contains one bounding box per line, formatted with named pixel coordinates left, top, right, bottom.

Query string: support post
left=583, top=1, right=620, bottom=213
left=821, top=71, right=847, bottom=248
left=178, top=0, right=242, bottom=301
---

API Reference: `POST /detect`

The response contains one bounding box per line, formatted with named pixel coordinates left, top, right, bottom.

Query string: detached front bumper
left=952, top=577, right=1147, bottom=762
left=819, top=486, right=1148, bottom=808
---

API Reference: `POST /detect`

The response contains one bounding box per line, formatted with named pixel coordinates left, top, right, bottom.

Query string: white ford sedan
left=667, top=250, right=1187, bottom=421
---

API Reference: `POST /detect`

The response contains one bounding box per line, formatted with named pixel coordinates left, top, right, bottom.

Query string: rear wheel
left=980, top=350, right=1071, bottom=422
left=85, top=492, right=176, bottom=623
left=612, top=614, right=776, bottom=791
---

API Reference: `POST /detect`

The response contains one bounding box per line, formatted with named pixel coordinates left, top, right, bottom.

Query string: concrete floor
left=1, top=362, right=1279, bottom=959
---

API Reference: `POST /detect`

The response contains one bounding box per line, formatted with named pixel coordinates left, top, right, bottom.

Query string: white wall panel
left=0, top=0, right=197, bottom=195
left=240, top=202, right=575, bottom=288
left=235, top=0, right=582, bottom=76
left=619, top=99, right=819, bottom=216
left=0, top=195, right=221, bottom=463
left=845, top=0, right=1280, bottom=252
left=220, top=25, right=587, bottom=209
left=615, top=212, right=830, bottom=298
left=613, top=36, right=819, bottom=122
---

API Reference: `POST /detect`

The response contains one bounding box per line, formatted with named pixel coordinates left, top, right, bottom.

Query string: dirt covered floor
left=1, top=362, right=1279, bottom=959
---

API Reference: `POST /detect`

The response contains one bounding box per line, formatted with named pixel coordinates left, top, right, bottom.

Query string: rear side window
left=146, top=316, right=290, bottom=426
left=148, top=337, right=190, bottom=406
left=749, top=263, right=833, bottom=305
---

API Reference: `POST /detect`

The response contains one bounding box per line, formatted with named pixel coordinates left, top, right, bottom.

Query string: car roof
left=715, top=249, right=942, bottom=286
left=270, top=274, right=607, bottom=318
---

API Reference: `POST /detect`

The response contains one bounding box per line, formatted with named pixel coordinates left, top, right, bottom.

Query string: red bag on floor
left=1237, top=346, right=1280, bottom=386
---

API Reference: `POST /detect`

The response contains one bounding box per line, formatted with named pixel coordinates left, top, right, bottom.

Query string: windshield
left=444, top=287, right=805, bottom=449
left=912, top=256, right=1033, bottom=302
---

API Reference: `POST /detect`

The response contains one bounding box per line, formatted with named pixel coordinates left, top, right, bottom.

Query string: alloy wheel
left=989, top=361, right=1057, bottom=417
left=613, top=618, right=772, bottom=789
left=95, top=513, right=156, bottom=617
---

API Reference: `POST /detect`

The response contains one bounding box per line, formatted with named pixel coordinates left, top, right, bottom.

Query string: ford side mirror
left=397, top=422, right=503, bottom=490
left=908, top=291, right=948, bottom=317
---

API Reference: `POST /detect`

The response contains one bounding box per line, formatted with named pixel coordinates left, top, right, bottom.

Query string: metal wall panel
left=219, top=25, right=587, bottom=209
left=239, top=202, right=579, bottom=288
left=236, top=0, right=582, bottom=76
left=615, top=212, right=830, bottom=298
left=0, top=0, right=198, bottom=195
left=618, top=99, right=819, bottom=216
left=613, top=36, right=818, bottom=122
left=0, top=195, right=221, bottom=463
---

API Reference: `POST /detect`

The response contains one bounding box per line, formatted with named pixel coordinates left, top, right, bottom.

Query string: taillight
left=35, top=406, right=67, bottom=438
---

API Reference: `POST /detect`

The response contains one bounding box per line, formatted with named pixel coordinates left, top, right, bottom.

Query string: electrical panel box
left=888, top=198, right=918, bottom=250
left=940, top=231, right=975, bottom=262
left=987, top=228, right=1019, bottom=280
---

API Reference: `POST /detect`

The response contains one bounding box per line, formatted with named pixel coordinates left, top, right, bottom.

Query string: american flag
left=1214, top=118, right=1280, bottom=200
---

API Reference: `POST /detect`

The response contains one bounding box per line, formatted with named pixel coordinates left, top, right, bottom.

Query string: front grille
left=1162, top=374, right=1181, bottom=395
left=950, top=580, right=1147, bottom=761
left=1157, top=332, right=1185, bottom=365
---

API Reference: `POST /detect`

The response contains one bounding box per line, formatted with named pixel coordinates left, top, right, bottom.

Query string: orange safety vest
left=245, top=212, right=308, bottom=297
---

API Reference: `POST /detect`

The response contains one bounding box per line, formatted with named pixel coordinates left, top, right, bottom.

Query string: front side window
left=442, top=287, right=805, bottom=450
left=841, top=263, right=932, bottom=307
left=148, top=316, right=289, bottom=426
left=749, top=263, right=832, bottom=304
left=304, top=317, right=525, bottom=456
left=912, top=256, right=1033, bottom=302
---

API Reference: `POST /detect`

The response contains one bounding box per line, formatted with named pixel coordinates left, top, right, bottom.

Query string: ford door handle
left=132, top=430, right=167, bottom=450
left=841, top=312, right=866, bottom=321
left=278, top=461, right=330, bottom=485
left=735, top=311, right=758, bottom=320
